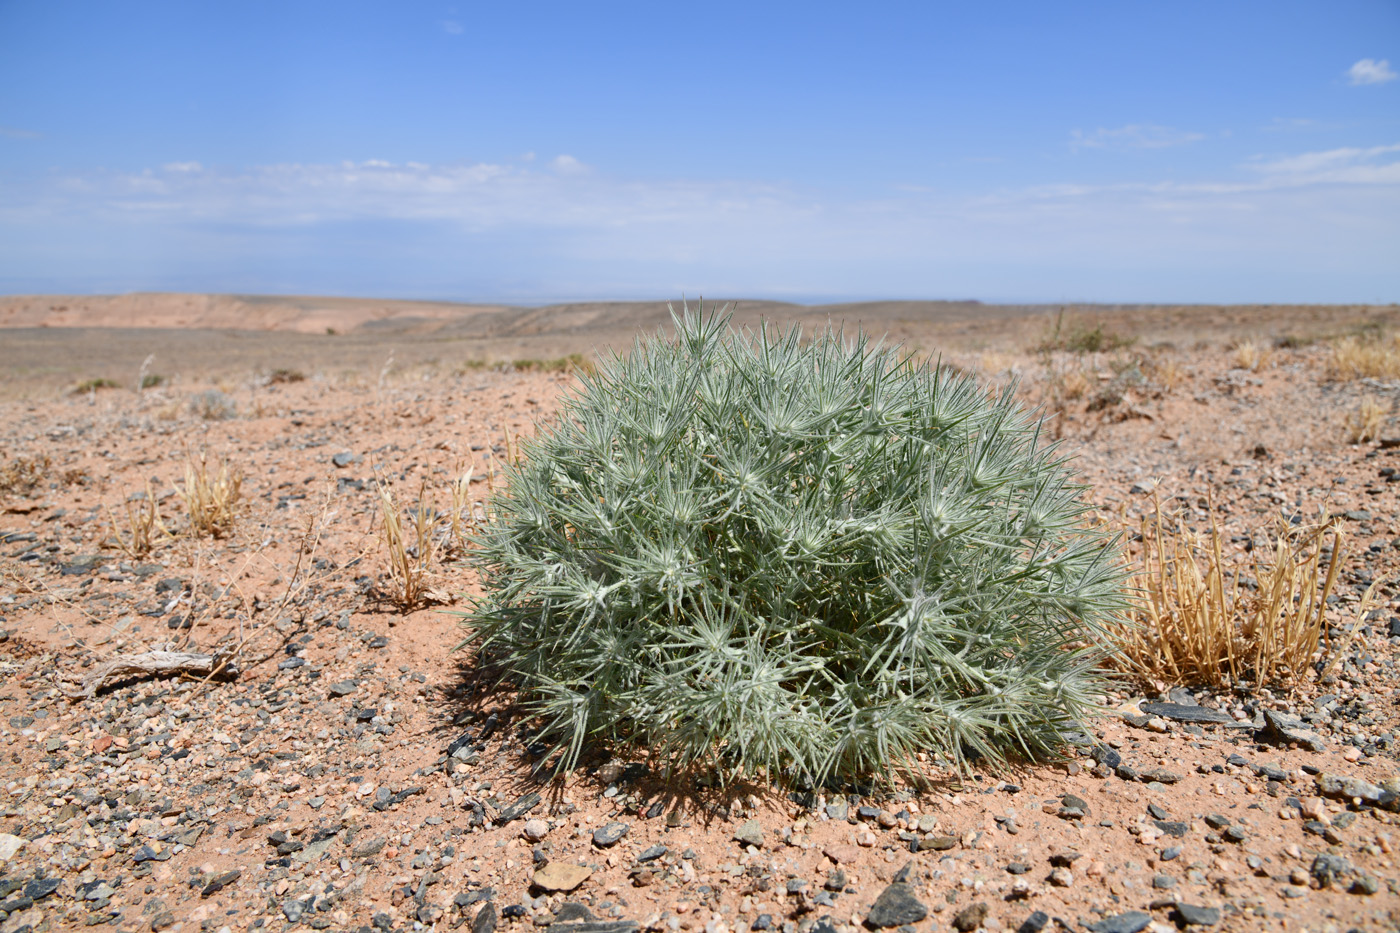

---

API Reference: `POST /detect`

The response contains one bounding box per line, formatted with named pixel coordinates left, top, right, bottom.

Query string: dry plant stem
left=107, top=481, right=169, bottom=558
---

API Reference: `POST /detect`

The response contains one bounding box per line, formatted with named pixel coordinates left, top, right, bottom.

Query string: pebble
left=532, top=862, right=592, bottom=892
left=593, top=821, right=629, bottom=847
left=863, top=882, right=928, bottom=928
left=733, top=819, right=764, bottom=848
left=522, top=819, right=550, bottom=841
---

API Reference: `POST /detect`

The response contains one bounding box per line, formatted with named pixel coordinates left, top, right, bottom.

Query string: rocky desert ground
left=2, top=296, right=1400, bottom=933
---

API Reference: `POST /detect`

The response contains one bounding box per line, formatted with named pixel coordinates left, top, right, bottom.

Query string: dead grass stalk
left=178, top=450, right=243, bottom=538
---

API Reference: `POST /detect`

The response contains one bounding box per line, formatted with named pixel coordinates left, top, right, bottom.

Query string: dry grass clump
left=108, top=483, right=169, bottom=558
left=72, top=377, right=119, bottom=394
left=0, top=454, right=51, bottom=498
left=1110, top=494, right=1371, bottom=694
left=1328, top=333, right=1400, bottom=381
left=1036, top=310, right=1135, bottom=354
left=189, top=389, right=237, bottom=421
left=1346, top=396, right=1388, bottom=444
left=177, top=451, right=243, bottom=538
left=375, top=476, right=438, bottom=610
left=1232, top=340, right=1268, bottom=372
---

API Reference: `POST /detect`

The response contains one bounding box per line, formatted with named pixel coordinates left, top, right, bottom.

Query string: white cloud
left=1245, top=143, right=1400, bottom=186
left=550, top=154, right=588, bottom=175
left=440, top=20, right=463, bottom=35
left=1348, top=58, right=1397, bottom=86
left=1070, top=124, right=1205, bottom=151
left=162, top=161, right=203, bottom=173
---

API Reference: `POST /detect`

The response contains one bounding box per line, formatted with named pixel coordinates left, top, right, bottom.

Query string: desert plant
left=460, top=305, right=1127, bottom=784
left=72, top=377, right=119, bottom=394
left=107, top=483, right=169, bottom=557
left=1036, top=310, right=1134, bottom=355
left=376, top=475, right=437, bottom=609
left=189, top=389, right=237, bottom=421
left=1232, top=340, right=1267, bottom=372
left=177, top=451, right=242, bottom=537
left=447, top=466, right=476, bottom=556
left=0, top=455, right=51, bottom=498
left=1346, top=396, right=1388, bottom=444
left=1110, top=493, right=1370, bottom=693
left=1328, top=333, right=1400, bottom=381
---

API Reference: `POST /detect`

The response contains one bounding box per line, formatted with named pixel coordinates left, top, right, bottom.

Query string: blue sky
left=1, top=1, right=1397, bottom=304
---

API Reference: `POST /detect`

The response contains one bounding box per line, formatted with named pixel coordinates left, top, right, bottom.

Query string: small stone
left=1139, top=768, right=1182, bottom=784
left=522, top=819, right=549, bottom=842
left=1016, top=912, right=1049, bottom=933
left=332, top=451, right=359, bottom=468
left=1048, top=868, right=1073, bottom=887
left=951, top=902, right=989, bottom=933
left=823, top=844, right=860, bottom=864
left=592, top=821, right=628, bottom=847
left=474, top=903, right=498, bottom=933
left=328, top=680, right=358, bottom=697
left=924, top=835, right=958, bottom=851
left=637, top=844, right=666, bottom=862
left=553, top=903, right=596, bottom=923
left=0, top=834, right=25, bottom=862
left=1087, top=911, right=1151, bottom=933
left=150, top=911, right=176, bottom=931
left=734, top=819, right=764, bottom=848
left=1006, top=863, right=1030, bottom=875
left=1310, top=853, right=1354, bottom=888
left=826, top=802, right=849, bottom=821
left=1151, top=874, right=1176, bottom=890
left=25, top=878, right=61, bottom=900
left=864, top=883, right=927, bottom=928
left=200, top=869, right=240, bottom=897
left=533, top=862, right=592, bottom=892
left=497, top=792, right=542, bottom=824
left=1140, top=702, right=1235, bottom=725
left=1351, top=875, right=1381, bottom=896
left=1152, top=820, right=1188, bottom=837
left=1172, top=904, right=1221, bottom=927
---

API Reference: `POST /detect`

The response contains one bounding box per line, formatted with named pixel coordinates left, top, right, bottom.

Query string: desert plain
left=1, top=294, right=1400, bottom=933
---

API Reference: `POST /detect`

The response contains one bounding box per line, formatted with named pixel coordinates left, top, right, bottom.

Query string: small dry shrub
left=72, top=377, right=119, bottom=394
left=1143, top=356, right=1185, bottom=393
left=1328, top=333, right=1400, bottom=381
left=178, top=451, right=243, bottom=538
left=1110, top=494, right=1371, bottom=693
left=1232, top=340, right=1268, bottom=372
left=268, top=368, right=306, bottom=384
left=1036, top=311, right=1135, bottom=354
left=189, top=389, right=237, bottom=421
left=108, top=484, right=169, bottom=557
left=376, top=476, right=437, bottom=610
left=1346, top=396, right=1388, bottom=444
left=0, top=455, right=51, bottom=498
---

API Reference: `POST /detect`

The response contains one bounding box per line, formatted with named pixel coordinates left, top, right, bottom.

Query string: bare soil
left=1, top=297, right=1399, bottom=933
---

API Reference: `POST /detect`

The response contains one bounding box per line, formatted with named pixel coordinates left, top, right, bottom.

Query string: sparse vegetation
left=72, top=377, right=119, bottom=394
left=1110, top=493, right=1371, bottom=694
left=0, top=454, right=51, bottom=498
left=1345, top=396, right=1388, bottom=444
left=267, top=368, right=306, bottom=384
left=1232, top=340, right=1267, bottom=372
left=140, top=373, right=165, bottom=389
left=107, top=484, right=169, bottom=557
left=461, top=305, right=1127, bottom=783
left=376, top=475, right=437, bottom=610
left=1328, top=332, right=1400, bottom=381
left=1036, top=310, right=1135, bottom=354
left=189, top=389, right=238, bottom=420
left=455, top=353, right=594, bottom=376
left=177, top=450, right=243, bottom=538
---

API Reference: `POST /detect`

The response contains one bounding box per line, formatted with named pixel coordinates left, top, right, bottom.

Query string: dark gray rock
left=24, top=878, right=61, bottom=900
left=332, top=452, right=360, bottom=468
left=473, top=902, right=498, bottom=933
left=1310, top=853, right=1354, bottom=888
left=328, top=680, right=358, bottom=697
left=1173, top=903, right=1221, bottom=927
left=1260, top=709, right=1326, bottom=753
left=592, top=822, right=629, bottom=848
left=201, top=869, right=240, bottom=897
left=863, top=883, right=928, bottom=928
left=282, top=896, right=312, bottom=923
left=1141, top=702, right=1234, bottom=725
left=496, top=792, right=542, bottom=824
left=550, top=924, right=640, bottom=933
left=1016, top=912, right=1049, bottom=933
left=1088, top=911, right=1151, bottom=933
left=637, top=844, right=666, bottom=862
left=554, top=904, right=596, bottom=923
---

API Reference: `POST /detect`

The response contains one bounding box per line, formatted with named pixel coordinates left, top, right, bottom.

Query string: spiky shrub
left=460, top=306, right=1126, bottom=783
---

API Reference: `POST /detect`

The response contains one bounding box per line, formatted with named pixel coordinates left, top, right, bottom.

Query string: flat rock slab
left=1260, top=709, right=1326, bottom=753
left=533, top=862, right=592, bottom=892
left=1174, top=903, right=1222, bottom=927
left=497, top=792, right=542, bottom=824
left=592, top=822, right=629, bottom=847
left=823, top=844, right=861, bottom=864
left=1140, top=702, right=1236, bottom=725
left=863, top=882, right=927, bottom=928
left=1088, top=911, right=1152, bottom=933
left=734, top=819, right=764, bottom=847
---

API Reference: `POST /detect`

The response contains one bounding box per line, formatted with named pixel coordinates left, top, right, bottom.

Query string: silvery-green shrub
left=460, top=305, right=1125, bottom=783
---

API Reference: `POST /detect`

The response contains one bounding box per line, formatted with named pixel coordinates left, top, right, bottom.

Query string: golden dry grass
left=1346, top=396, right=1388, bottom=444
left=1328, top=333, right=1400, bottom=381
left=107, top=482, right=169, bottom=558
left=0, top=454, right=51, bottom=498
left=177, top=450, right=243, bottom=538
left=376, top=476, right=437, bottom=610
left=1109, top=493, right=1373, bottom=694
left=1232, top=340, right=1268, bottom=372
